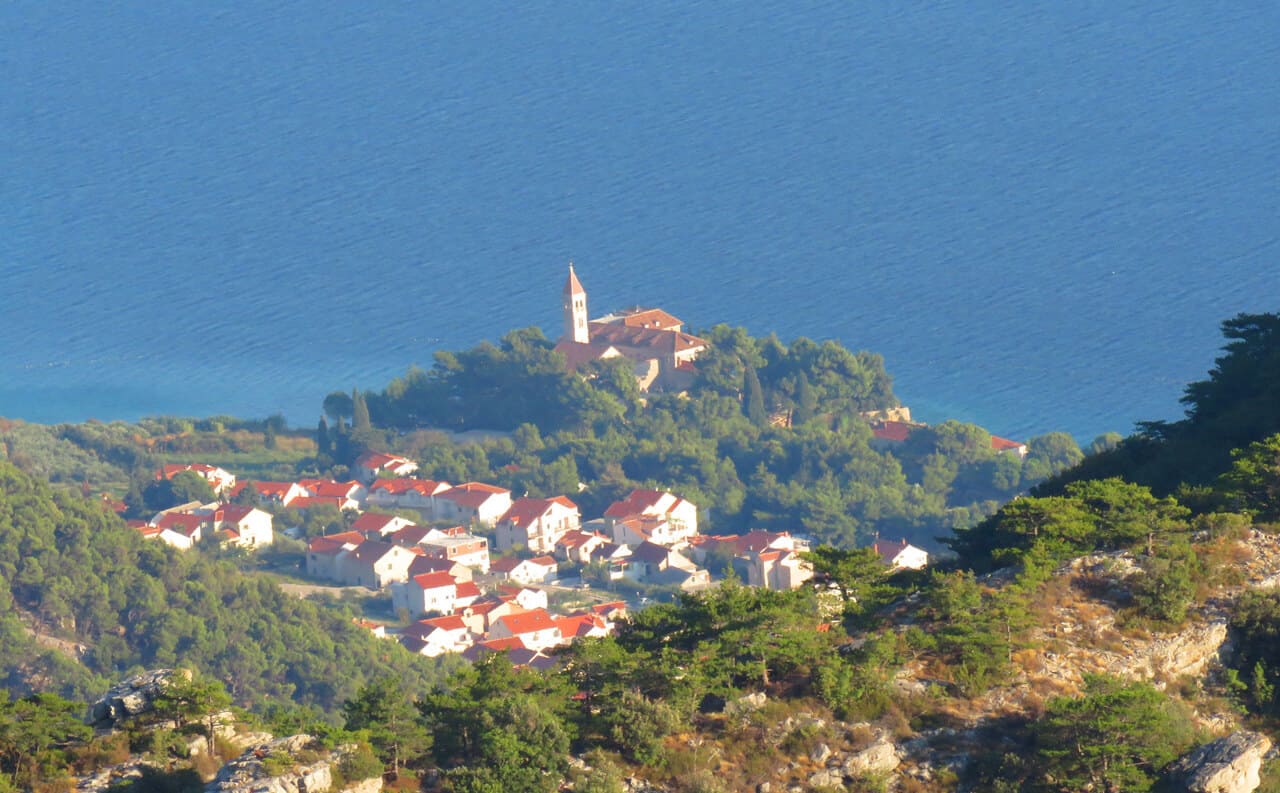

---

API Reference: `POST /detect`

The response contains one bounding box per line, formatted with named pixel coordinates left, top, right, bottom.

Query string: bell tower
left=563, top=262, right=589, bottom=344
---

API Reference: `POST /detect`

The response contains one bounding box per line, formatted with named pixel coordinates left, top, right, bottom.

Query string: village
left=127, top=454, right=931, bottom=669
left=115, top=265, right=1048, bottom=669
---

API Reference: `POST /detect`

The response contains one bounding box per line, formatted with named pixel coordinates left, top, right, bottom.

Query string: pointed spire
left=564, top=261, right=585, bottom=296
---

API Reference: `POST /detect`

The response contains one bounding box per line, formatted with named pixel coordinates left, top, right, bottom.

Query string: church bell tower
left=563, top=262, right=589, bottom=344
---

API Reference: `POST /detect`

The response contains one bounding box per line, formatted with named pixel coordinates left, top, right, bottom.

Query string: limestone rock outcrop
left=1168, top=731, right=1272, bottom=793
left=206, top=734, right=331, bottom=793
left=86, top=669, right=188, bottom=730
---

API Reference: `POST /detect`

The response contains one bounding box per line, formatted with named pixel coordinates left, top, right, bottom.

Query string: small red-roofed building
left=624, top=541, right=699, bottom=583
left=391, top=571, right=480, bottom=618
left=491, top=555, right=559, bottom=586
left=494, top=496, right=580, bottom=553
left=354, top=451, right=420, bottom=484
left=990, top=435, right=1029, bottom=458
left=604, top=489, right=699, bottom=545
left=435, top=482, right=512, bottom=527
left=366, top=478, right=452, bottom=513
left=157, top=463, right=237, bottom=496
left=146, top=511, right=206, bottom=550
left=553, top=613, right=612, bottom=644
left=335, top=540, right=418, bottom=589
left=553, top=530, right=610, bottom=565
left=453, top=596, right=527, bottom=635
left=589, top=601, right=629, bottom=621
left=497, top=585, right=549, bottom=611
left=869, top=420, right=921, bottom=448
left=354, top=618, right=388, bottom=639
left=208, top=504, right=274, bottom=548
left=401, top=615, right=474, bottom=657
left=419, top=529, right=491, bottom=573
left=294, top=475, right=366, bottom=509
left=306, top=531, right=367, bottom=579
left=871, top=538, right=929, bottom=570
left=745, top=548, right=814, bottom=591
left=100, top=494, right=127, bottom=514
left=407, top=555, right=473, bottom=582
left=351, top=512, right=415, bottom=538
left=241, top=480, right=308, bottom=508
left=489, top=609, right=562, bottom=652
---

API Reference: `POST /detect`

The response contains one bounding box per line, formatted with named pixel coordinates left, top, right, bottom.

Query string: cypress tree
left=352, top=389, right=372, bottom=433
left=317, top=416, right=331, bottom=457
left=794, top=371, right=816, bottom=426
left=744, top=367, right=768, bottom=427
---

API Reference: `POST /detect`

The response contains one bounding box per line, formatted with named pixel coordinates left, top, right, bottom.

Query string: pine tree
left=744, top=367, right=767, bottom=427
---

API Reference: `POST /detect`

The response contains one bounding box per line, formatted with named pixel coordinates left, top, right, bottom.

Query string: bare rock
left=841, top=738, right=900, bottom=777
left=206, top=734, right=332, bottom=793
left=338, top=778, right=383, bottom=793
left=86, top=669, right=189, bottom=730
left=807, top=768, right=843, bottom=788
left=809, top=742, right=832, bottom=764
left=1168, top=731, right=1272, bottom=793
left=75, top=760, right=160, bottom=792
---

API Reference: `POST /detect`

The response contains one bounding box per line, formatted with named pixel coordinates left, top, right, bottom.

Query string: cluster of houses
left=131, top=452, right=931, bottom=665
left=130, top=464, right=274, bottom=550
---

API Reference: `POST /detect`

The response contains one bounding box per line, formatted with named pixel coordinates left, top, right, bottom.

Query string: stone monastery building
left=553, top=263, right=708, bottom=391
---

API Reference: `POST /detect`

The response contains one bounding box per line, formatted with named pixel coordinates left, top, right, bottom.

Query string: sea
left=2, top=2, right=1278, bottom=443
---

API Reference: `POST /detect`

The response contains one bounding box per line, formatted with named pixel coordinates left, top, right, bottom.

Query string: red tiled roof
left=490, top=557, right=522, bottom=574
left=556, top=530, right=605, bottom=549
left=991, top=435, right=1025, bottom=451
left=369, top=478, right=450, bottom=496
left=480, top=636, right=526, bottom=652
left=421, top=614, right=467, bottom=631
left=618, top=307, right=683, bottom=331
left=495, top=609, right=559, bottom=636
left=214, top=504, right=258, bottom=523
left=455, top=581, right=481, bottom=599
left=411, top=572, right=457, bottom=591
left=872, top=421, right=918, bottom=443
left=351, top=512, right=404, bottom=533
left=498, top=496, right=578, bottom=529
left=871, top=539, right=911, bottom=565
left=528, top=555, right=558, bottom=567
left=298, top=479, right=362, bottom=498
left=250, top=481, right=296, bottom=498
left=349, top=540, right=399, bottom=563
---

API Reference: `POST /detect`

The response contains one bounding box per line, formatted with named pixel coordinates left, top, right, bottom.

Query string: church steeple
left=563, top=262, right=590, bottom=344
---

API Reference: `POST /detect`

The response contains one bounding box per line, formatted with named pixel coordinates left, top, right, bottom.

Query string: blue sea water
left=2, top=2, right=1278, bottom=442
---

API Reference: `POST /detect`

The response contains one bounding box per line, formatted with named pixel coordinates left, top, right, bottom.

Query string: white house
left=351, top=512, right=416, bottom=538
left=419, top=529, right=491, bottom=574
left=157, top=463, right=237, bottom=496
left=435, top=482, right=513, bottom=527
left=991, top=436, right=1029, bottom=459
left=554, top=530, right=610, bottom=565
left=209, top=504, right=274, bottom=548
left=494, top=496, right=581, bottom=553
left=241, top=480, right=308, bottom=508
left=366, top=478, right=451, bottom=513
left=623, top=541, right=699, bottom=583
left=354, top=451, right=420, bottom=484
left=604, top=489, right=699, bottom=543
left=306, top=531, right=366, bottom=580
left=391, top=571, right=481, bottom=618
left=746, top=548, right=814, bottom=591
left=143, top=512, right=206, bottom=550
left=488, top=609, right=562, bottom=653
left=335, top=540, right=418, bottom=589
left=871, top=539, right=929, bottom=570
left=400, top=615, right=474, bottom=657
left=490, top=555, right=559, bottom=586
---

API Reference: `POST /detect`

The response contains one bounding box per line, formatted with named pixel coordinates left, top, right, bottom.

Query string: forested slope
left=0, top=461, right=455, bottom=709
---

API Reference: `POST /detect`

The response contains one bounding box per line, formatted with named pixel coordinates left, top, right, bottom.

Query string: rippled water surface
left=3, top=2, right=1278, bottom=440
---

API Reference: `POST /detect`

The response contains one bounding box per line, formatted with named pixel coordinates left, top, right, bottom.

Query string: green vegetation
left=320, top=325, right=1081, bottom=549
left=0, top=460, right=454, bottom=710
